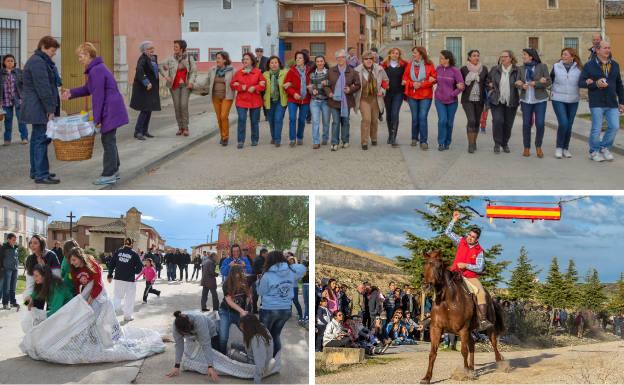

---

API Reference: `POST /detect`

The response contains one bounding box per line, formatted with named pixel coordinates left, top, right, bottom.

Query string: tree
left=507, top=246, right=540, bottom=301
left=579, top=268, right=608, bottom=312
left=218, top=196, right=309, bottom=251
left=538, top=257, right=566, bottom=308
left=608, top=272, right=624, bottom=314
left=17, top=245, right=28, bottom=265
left=561, top=259, right=580, bottom=309
left=397, top=196, right=510, bottom=290
left=564, top=259, right=579, bottom=283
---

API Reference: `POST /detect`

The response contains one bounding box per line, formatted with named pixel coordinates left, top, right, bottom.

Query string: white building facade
left=0, top=196, right=50, bottom=248
left=182, top=0, right=279, bottom=67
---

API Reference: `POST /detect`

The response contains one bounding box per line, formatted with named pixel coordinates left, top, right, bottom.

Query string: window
left=189, top=21, right=200, bottom=32
left=446, top=37, right=462, bottom=65
left=529, top=37, right=540, bottom=50
left=284, top=42, right=293, bottom=51
left=564, top=37, right=579, bottom=50
left=187, top=48, right=200, bottom=61
left=241, top=45, right=251, bottom=57
left=469, top=0, right=479, bottom=10
left=13, top=210, right=18, bottom=230
left=284, top=10, right=293, bottom=18
left=208, top=48, right=223, bottom=61
left=310, top=42, right=326, bottom=57
left=2, top=207, right=7, bottom=227
left=0, top=18, right=22, bottom=66
left=310, top=10, right=326, bottom=33
left=223, top=0, right=232, bottom=10
left=547, top=0, right=558, bottom=9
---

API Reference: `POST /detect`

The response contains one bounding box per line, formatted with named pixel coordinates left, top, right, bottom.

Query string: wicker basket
left=53, top=135, right=95, bottom=161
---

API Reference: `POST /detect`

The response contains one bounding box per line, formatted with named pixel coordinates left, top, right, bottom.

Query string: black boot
left=478, top=304, right=494, bottom=331
left=391, top=128, right=399, bottom=147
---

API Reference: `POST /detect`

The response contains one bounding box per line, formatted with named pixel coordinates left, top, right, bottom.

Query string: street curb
left=104, top=117, right=235, bottom=190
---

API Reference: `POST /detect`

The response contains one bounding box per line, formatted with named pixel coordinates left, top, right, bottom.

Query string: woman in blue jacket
left=256, top=250, right=306, bottom=356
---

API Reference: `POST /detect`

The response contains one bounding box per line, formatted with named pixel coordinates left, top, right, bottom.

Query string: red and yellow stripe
left=485, top=205, right=561, bottom=221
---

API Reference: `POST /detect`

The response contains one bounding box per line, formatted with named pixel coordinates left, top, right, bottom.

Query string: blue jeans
left=218, top=308, right=241, bottom=354
left=236, top=107, right=260, bottom=144
left=310, top=99, right=331, bottom=144
left=330, top=107, right=350, bottom=145
left=287, top=102, right=309, bottom=141
left=29, top=124, right=50, bottom=180
left=302, top=283, right=309, bottom=319
left=435, top=100, right=458, bottom=147
left=384, top=93, right=403, bottom=136
left=407, top=98, right=432, bottom=143
left=267, top=101, right=286, bottom=144
left=552, top=101, right=579, bottom=150
left=292, top=285, right=303, bottom=319
left=3, top=105, right=28, bottom=141
left=589, top=107, right=620, bottom=153
left=1, top=269, right=18, bottom=306
left=134, top=110, right=152, bottom=136
left=167, top=263, right=176, bottom=281
left=521, top=101, right=547, bottom=149
left=260, top=308, right=291, bottom=356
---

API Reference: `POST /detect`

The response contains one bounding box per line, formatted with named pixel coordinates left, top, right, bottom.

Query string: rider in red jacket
left=445, top=211, right=494, bottom=331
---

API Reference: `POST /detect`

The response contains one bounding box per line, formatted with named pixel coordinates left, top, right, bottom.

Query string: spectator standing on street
left=286, top=254, right=304, bottom=323
left=460, top=50, right=489, bottom=153
left=284, top=51, right=311, bottom=147
left=403, top=46, right=437, bottom=150
left=130, top=41, right=161, bottom=141
left=434, top=50, right=464, bottom=152
left=326, top=49, right=361, bottom=151
left=354, top=51, right=389, bottom=151
left=588, top=33, right=603, bottom=61
left=191, top=253, right=201, bottom=281
left=220, top=244, right=253, bottom=282
left=20, top=35, right=61, bottom=185
left=381, top=48, right=408, bottom=147
left=251, top=248, right=268, bottom=313
left=255, top=47, right=269, bottom=73
left=551, top=48, right=583, bottom=159
left=488, top=50, right=520, bottom=154
left=159, top=40, right=197, bottom=137
left=263, top=56, right=287, bottom=147
left=62, top=42, right=129, bottom=185
left=347, top=47, right=360, bottom=68
left=579, top=40, right=624, bottom=162
left=201, top=252, right=219, bottom=312
left=107, top=238, right=143, bottom=321
left=0, top=233, right=20, bottom=311
left=308, top=55, right=331, bottom=149
left=51, top=241, right=64, bottom=264
left=1, top=54, right=27, bottom=145
left=231, top=52, right=265, bottom=149
left=208, top=51, right=235, bottom=146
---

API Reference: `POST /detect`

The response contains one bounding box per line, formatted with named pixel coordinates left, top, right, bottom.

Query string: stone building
left=401, top=9, right=414, bottom=40
left=606, top=1, right=624, bottom=66
left=412, top=0, right=604, bottom=68
left=0, top=0, right=53, bottom=67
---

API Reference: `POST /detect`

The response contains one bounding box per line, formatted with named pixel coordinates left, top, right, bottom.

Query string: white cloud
left=169, top=194, right=219, bottom=207
left=142, top=215, right=163, bottom=222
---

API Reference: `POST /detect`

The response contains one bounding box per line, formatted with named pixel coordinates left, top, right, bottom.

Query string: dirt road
left=317, top=340, right=624, bottom=384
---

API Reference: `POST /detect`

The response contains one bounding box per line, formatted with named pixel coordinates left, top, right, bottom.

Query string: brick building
left=412, top=0, right=605, bottom=68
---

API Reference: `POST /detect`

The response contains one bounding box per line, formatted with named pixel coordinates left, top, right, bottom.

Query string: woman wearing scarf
left=381, top=48, right=408, bottom=147
left=20, top=36, right=61, bottom=185
left=130, top=41, right=161, bottom=141
left=308, top=55, right=331, bottom=149
left=402, top=46, right=436, bottom=150
left=325, top=49, right=361, bottom=152
left=208, top=51, right=235, bottom=146
left=354, top=51, right=389, bottom=150
left=160, top=40, right=197, bottom=137
left=231, top=53, right=266, bottom=149
left=263, top=56, right=288, bottom=147
left=488, top=50, right=520, bottom=154
left=460, top=50, right=489, bottom=153
left=516, top=48, right=551, bottom=158
left=434, top=50, right=464, bottom=152
left=284, top=51, right=311, bottom=147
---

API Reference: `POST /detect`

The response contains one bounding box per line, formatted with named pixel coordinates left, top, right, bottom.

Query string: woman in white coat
left=354, top=51, right=389, bottom=150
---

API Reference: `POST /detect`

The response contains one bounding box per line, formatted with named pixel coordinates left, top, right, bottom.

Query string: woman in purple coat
left=61, top=42, right=129, bottom=185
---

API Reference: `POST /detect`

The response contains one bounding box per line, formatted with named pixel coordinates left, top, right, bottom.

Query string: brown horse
left=420, top=250, right=505, bottom=384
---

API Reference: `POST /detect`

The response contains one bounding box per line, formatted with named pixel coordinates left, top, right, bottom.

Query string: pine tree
left=561, top=259, right=580, bottom=309
left=539, top=257, right=566, bottom=308
left=608, top=272, right=624, bottom=314
left=508, top=247, right=540, bottom=301
left=397, top=196, right=510, bottom=290
left=579, top=268, right=608, bottom=312
left=565, top=259, right=579, bottom=283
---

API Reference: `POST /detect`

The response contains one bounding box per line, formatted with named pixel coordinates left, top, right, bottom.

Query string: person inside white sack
left=229, top=314, right=274, bottom=384
left=107, top=237, right=143, bottom=322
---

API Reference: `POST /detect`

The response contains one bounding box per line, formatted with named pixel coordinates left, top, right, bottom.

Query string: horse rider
left=444, top=211, right=494, bottom=331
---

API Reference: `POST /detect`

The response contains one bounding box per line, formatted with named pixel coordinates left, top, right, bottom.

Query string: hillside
left=316, top=238, right=404, bottom=275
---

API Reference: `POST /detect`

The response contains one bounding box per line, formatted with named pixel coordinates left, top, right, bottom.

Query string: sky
left=392, top=0, right=414, bottom=18
left=15, top=194, right=225, bottom=251
left=316, top=195, right=624, bottom=283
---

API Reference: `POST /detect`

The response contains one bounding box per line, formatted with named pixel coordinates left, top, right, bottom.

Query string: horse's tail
left=493, top=300, right=505, bottom=334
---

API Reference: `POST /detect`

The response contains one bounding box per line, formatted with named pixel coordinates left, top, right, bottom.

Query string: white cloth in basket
left=19, top=285, right=165, bottom=364
left=46, top=113, right=97, bottom=141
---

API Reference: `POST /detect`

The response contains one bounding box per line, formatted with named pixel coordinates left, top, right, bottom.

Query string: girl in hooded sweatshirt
left=228, top=314, right=274, bottom=384
left=256, top=250, right=306, bottom=356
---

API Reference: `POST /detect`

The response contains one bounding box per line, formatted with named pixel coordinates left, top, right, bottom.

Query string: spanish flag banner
left=485, top=205, right=561, bottom=221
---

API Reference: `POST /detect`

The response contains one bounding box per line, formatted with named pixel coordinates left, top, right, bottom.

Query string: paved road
left=0, top=277, right=308, bottom=384
left=316, top=340, right=624, bottom=384
left=124, top=102, right=624, bottom=190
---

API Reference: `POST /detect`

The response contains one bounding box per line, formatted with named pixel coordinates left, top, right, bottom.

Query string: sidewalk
left=0, top=96, right=230, bottom=190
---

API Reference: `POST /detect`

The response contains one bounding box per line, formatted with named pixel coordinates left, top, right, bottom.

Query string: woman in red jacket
left=284, top=51, right=311, bottom=147
left=231, top=53, right=266, bottom=149
left=402, top=46, right=437, bottom=149
left=68, top=247, right=103, bottom=305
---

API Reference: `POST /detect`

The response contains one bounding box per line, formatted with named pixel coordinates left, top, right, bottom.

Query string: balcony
left=279, top=20, right=346, bottom=37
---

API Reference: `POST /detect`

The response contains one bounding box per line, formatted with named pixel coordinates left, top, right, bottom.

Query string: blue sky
left=392, top=0, right=414, bottom=17
left=316, top=195, right=624, bottom=283
left=15, top=194, right=224, bottom=251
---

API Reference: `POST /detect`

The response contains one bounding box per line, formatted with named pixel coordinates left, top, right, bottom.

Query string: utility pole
left=210, top=228, right=214, bottom=243
left=67, top=211, right=76, bottom=239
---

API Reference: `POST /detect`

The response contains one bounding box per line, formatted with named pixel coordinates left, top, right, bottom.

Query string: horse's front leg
left=459, top=328, right=471, bottom=371
left=420, top=325, right=442, bottom=384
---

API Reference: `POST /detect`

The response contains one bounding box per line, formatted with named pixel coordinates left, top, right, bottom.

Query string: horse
left=419, top=250, right=506, bottom=384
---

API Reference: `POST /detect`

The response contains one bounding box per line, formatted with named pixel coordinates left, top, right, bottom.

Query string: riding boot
left=478, top=304, right=494, bottom=331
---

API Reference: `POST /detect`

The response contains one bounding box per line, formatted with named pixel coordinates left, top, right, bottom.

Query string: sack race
left=191, top=73, right=211, bottom=96
left=46, top=113, right=97, bottom=141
